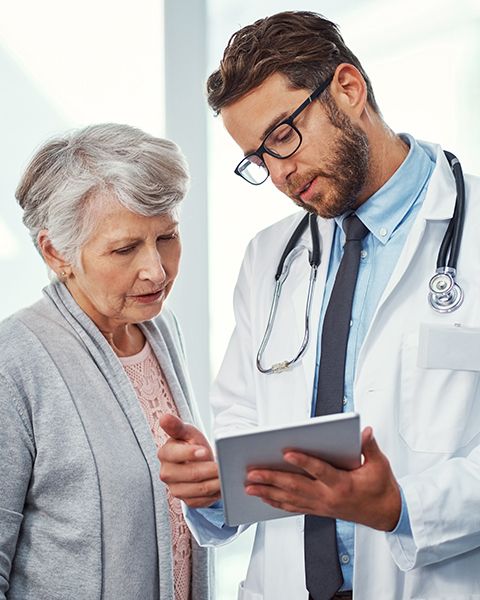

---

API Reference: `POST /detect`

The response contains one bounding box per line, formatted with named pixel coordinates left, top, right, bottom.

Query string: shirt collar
left=335, top=133, right=435, bottom=245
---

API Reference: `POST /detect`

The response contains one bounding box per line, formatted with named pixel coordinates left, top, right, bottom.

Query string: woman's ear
left=330, top=63, right=368, bottom=119
left=37, top=230, right=72, bottom=280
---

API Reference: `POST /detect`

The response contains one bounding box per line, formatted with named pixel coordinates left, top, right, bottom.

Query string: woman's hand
left=158, top=414, right=221, bottom=508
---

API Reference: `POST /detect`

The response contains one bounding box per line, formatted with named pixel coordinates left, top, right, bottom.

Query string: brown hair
left=207, top=11, right=379, bottom=114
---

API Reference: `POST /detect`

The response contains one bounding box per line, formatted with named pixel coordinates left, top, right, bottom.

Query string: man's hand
left=244, top=426, right=401, bottom=531
left=158, top=414, right=221, bottom=508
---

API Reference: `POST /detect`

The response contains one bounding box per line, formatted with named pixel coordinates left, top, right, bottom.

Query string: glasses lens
left=264, top=123, right=301, bottom=158
left=236, top=156, right=269, bottom=185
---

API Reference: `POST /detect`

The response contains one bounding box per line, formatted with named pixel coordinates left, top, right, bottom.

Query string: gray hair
left=16, top=123, right=190, bottom=265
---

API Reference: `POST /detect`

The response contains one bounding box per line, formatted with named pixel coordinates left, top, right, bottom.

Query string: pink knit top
left=119, top=341, right=192, bottom=600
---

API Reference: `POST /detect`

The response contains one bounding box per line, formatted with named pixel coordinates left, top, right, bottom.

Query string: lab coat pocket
left=399, top=325, right=480, bottom=453
left=237, top=580, right=262, bottom=600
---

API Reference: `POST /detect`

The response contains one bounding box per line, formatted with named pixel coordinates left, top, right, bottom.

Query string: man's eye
left=276, top=130, right=294, bottom=144
left=248, top=155, right=265, bottom=168
left=268, top=124, right=295, bottom=147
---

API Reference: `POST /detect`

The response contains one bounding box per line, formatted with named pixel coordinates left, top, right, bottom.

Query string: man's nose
left=264, top=154, right=296, bottom=189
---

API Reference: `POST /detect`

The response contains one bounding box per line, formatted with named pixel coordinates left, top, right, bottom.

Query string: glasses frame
left=234, top=74, right=334, bottom=185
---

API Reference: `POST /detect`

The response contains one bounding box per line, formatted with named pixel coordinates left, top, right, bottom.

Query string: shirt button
left=343, top=396, right=348, bottom=406
left=340, top=553, right=350, bottom=565
left=379, top=227, right=388, bottom=237
left=349, top=319, right=353, bottom=327
left=360, top=249, right=368, bottom=259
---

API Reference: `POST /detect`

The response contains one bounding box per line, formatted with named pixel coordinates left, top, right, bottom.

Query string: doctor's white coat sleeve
left=183, top=502, right=243, bottom=547
left=184, top=240, right=259, bottom=547
left=386, top=447, right=480, bottom=571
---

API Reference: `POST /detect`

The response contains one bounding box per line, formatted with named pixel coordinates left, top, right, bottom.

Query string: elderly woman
left=0, top=124, right=212, bottom=600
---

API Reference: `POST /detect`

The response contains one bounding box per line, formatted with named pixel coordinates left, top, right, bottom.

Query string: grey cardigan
left=0, top=282, right=213, bottom=600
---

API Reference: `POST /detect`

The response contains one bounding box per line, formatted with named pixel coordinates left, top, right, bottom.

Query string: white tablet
left=215, top=412, right=361, bottom=526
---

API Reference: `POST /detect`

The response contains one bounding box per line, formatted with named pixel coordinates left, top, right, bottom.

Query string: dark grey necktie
left=304, top=214, right=369, bottom=600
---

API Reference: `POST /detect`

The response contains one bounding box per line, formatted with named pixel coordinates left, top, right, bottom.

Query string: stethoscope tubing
left=439, top=151, right=465, bottom=270
left=257, top=213, right=319, bottom=374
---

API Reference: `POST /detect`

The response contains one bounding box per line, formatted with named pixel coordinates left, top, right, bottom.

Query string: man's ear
left=330, top=63, right=368, bottom=119
left=37, top=230, right=72, bottom=280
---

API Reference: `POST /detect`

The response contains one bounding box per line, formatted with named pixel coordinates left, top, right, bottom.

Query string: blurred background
left=1, top=1, right=479, bottom=597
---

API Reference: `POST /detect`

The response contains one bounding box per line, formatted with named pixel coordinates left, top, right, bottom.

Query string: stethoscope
left=256, top=151, right=466, bottom=375
left=427, top=151, right=465, bottom=313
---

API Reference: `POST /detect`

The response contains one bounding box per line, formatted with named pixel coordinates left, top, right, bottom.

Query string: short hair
left=207, top=11, right=379, bottom=114
left=16, top=123, right=190, bottom=265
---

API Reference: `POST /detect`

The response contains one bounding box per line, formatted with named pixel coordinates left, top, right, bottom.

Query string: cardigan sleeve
left=0, top=374, right=35, bottom=598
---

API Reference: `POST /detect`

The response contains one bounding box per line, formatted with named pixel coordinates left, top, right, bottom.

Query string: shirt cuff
left=183, top=501, right=240, bottom=546
left=196, top=500, right=227, bottom=528
left=391, top=486, right=412, bottom=535
left=386, top=485, right=418, bottom=570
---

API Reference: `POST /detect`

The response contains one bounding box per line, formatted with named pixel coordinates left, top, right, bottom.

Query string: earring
left=60, top=270, right=67, bottom=279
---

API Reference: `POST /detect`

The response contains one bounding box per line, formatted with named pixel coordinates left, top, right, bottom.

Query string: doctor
left=159, top=11, right=480, bottom=600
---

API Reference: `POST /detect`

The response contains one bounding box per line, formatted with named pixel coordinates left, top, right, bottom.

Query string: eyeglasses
left=234, top=74, right=334, bottom=185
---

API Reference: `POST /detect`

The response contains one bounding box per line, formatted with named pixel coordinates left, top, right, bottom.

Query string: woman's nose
left=138, top=250, right=166, bottom=284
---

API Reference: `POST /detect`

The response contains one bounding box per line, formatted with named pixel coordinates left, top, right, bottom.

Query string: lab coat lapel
left=357, top=143, right=457, bottom=371
left=374, top=145, right=456, bottom=310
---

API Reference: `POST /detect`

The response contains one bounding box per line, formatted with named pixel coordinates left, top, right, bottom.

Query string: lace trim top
left=120, top=341, right=192, bottom=600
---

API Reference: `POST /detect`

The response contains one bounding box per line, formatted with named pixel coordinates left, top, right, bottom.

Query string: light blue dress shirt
left=188, top=134, right=435, bottom=587
left=312, top=133, right=435, bottom=589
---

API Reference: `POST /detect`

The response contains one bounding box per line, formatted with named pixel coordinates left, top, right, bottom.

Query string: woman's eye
left=114, top=245, right=135, bottom=255
left=157, top=232, right=178, bottom=242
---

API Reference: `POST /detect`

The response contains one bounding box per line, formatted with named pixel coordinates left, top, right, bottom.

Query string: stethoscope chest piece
left=428, top=269, right=464, bottom=313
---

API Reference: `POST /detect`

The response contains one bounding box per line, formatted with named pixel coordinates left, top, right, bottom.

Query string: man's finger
left=283, top=451, right=339, bottom=485
left=184, top=494, right=222, bottom=509
left=159, top=414, right=206, bottom=444
left=245, top=483, right=311, bottom=513
left=158, top=438, right=210, bottom=464
left=246, top=469, right=312, bottom=495
left=169, top=477, right=221, bottom=500
left=361, top=426, right=383, bottom=463
left=160, top=459, right=219, bottom=485
left=159, top=414, right=213, bottom=460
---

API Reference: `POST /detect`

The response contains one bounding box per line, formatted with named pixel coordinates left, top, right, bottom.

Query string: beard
left=288, top=100, right=370, bottom=219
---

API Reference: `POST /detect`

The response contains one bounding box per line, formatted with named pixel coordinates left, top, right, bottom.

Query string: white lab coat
left=189, top=141, right=480, bottom=599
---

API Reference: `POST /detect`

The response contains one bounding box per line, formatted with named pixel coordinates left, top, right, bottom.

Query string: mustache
left=287, top=168, right=335, bottom=200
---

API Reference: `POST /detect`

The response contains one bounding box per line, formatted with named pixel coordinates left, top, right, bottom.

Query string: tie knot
left=343, top=214, right=369, bottom=242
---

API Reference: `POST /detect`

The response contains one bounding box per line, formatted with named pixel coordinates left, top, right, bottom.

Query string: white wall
left=0, top=0, right=213, bottom=428
left=164, top=0, right=211, bottom=427
left=0, top=0, right=165, bottom=318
